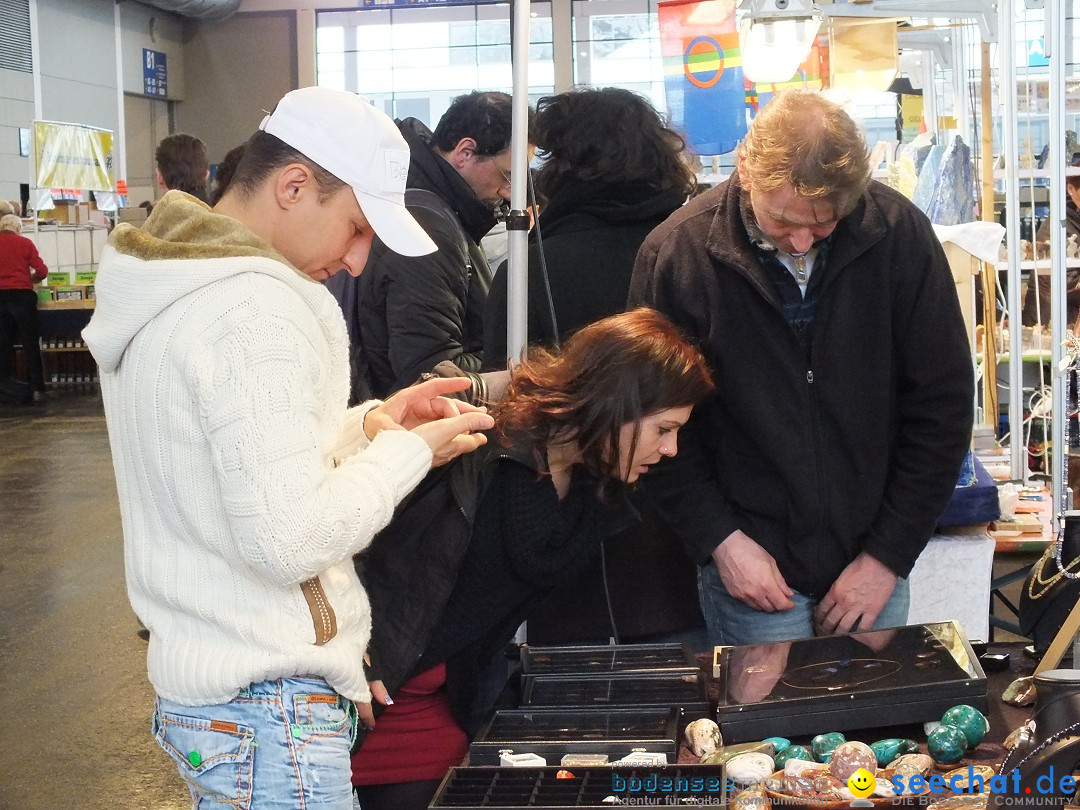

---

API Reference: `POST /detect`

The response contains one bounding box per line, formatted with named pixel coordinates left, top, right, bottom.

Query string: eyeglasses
left=494, top=161, right=513, bottom=192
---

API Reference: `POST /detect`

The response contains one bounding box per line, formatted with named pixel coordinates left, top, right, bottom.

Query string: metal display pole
left=1047, top=0, right=1068, bottom=515
left=999, top=0, right=1026, bottom=480
left=504, top=0, right=532, bottom=368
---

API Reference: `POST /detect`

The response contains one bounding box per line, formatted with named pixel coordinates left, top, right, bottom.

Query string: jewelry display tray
left=468, top=708, right=680, bottom=765
left=520, top=671, right=712, bottom=717
left=428, top=764, right=728, bottom=808
left=519, top=642, right=697, bottom=675
left=715, top=621, right=987, bottom=742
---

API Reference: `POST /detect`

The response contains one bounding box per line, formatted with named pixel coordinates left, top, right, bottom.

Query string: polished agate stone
left=684, top=718, right=722, bottom=758
left=828, top=741, right=878, bottom=782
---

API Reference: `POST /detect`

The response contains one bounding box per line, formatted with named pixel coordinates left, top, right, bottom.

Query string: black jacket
left=328, top=118, right=496, bottom=399
left=483, top=181, right=687, bottom=365
left=356, top=438, right=635, bottom=735
left=629, top=173, right=974, bottom=597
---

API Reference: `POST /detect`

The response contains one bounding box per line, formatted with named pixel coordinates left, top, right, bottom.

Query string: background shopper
left=328, top=91, right=535, bottom=400
left=0, top=213, right=48, bottom=402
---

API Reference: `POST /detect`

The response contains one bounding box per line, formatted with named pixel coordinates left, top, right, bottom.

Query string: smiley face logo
left=847, top=768, right=876, bottom=799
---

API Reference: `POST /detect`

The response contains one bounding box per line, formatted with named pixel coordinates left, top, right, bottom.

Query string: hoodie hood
left=84, top=190, right=320, bottom=373
left=537, top=181, right=687, bottom=234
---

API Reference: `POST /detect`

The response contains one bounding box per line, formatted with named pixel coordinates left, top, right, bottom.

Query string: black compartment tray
left=429, top=764, right=728, bottom=808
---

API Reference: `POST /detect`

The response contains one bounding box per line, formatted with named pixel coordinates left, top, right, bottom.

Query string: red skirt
left=351, top=663, right=469, bottom=786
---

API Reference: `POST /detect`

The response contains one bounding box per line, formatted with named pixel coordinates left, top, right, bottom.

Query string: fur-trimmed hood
left=84, top=190, right=321, bottom=373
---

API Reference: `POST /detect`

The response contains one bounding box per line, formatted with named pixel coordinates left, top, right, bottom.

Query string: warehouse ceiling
left=136, top=0, right=241, bottom=21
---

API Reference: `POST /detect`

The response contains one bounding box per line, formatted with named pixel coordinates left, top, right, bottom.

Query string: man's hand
left=814, top=552, right=897, bottom=635
left=712, top=530, right=795, bottom=612
left=364, top=377, right=488, bottom=439
left=411, top=413, right=492, bottom=467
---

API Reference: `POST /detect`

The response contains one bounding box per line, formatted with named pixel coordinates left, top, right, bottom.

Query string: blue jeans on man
left=153, top=677, right=360, bottom=809
left=699, top=563, right=911, bottom=646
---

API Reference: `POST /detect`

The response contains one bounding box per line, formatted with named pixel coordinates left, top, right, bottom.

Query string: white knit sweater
left=83, top=192, right=432, bottom=706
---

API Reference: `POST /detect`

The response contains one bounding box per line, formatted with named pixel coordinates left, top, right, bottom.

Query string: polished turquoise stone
left=870, top=739, right=904, bottom=767
left=927, top=724, right=967, bottom=765
left=775, top=745, right=813, bottom=768
left=811, top=732, right=847, bottom=763
left=764, top=737, right=791, bottom=752
left=899, top=739, right=921, bottom=755
left=941, top=704, right=989, bottom=748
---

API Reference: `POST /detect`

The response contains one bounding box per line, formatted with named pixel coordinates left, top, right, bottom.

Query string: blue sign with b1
left=143, top=49, right=168, bottom=97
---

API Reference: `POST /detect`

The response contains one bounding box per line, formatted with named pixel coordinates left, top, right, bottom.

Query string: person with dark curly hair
left=484, top=86, right=696, bottom=366
left=351, top=308, right=714, bottom=810
left=154, top=133, right=209, bottom=203
left=327, top=91, right=536, bottom=402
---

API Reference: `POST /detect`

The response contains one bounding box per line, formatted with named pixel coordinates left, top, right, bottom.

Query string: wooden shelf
left=38, top=299, right=95, bottom=311
left=41, top=346, right=90, bottom=353
left=996, top=258, right=1080, bottom=271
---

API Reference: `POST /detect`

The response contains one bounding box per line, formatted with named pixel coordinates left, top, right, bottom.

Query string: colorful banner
left=658, top=0, right=746, bottom=156
left=33, top=120, right=114, bottom=192
left=748, top=41, right=826, bottom=117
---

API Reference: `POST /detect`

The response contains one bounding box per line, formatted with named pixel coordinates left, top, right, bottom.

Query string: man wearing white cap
left=83, top=86, right=494, bottom=808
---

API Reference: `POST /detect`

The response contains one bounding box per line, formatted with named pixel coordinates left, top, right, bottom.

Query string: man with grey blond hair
left=630, top=89, right=973, bottom=646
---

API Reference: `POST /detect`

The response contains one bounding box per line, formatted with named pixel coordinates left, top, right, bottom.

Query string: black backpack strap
left=404, top=188, right=472, bottom=279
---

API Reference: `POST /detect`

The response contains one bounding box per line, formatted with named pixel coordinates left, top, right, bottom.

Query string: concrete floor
left=0, top=392, right=188, bottom=810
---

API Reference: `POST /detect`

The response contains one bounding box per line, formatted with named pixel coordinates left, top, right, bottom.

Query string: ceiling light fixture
left=738, top=0, right=823, bottom=84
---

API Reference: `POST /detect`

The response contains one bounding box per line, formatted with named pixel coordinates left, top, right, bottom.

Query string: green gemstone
left=811, top=732, right=847, bottom=763
left=927, top=725, right=967, bottom=765
left=869, top=738, right=920, bottom=766
left=941, top=705, right=989, bottom=749
left=775, top=745, right=813, bottom=768
left=188, top=750, right=202, bottom=768
left=870, top=739, right=904, bottom=767
left=764, top=737, right=791, bottom=752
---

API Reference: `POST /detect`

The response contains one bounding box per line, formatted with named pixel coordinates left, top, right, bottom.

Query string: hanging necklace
left=1051, top=336, right=1080, bottom=582
left=997, top=718, right=1080, bottom=778
left=792, top=253, right=808, bottom=284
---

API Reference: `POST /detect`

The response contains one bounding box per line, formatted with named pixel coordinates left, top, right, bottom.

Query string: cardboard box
left=53, top=286, right=85, bottom=302
left=56, top=228, right=77, bottom=269
left=116, top=207, right=148, bottom=225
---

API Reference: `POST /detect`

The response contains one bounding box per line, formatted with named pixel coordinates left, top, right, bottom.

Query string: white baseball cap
left=260, top=87, right=436, bottom=257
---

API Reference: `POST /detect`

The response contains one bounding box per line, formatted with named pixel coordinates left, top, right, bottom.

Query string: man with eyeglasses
left=328, top=91, right=536, bottom=401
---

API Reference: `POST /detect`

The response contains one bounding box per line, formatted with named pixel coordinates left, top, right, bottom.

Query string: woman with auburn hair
left=351, top=308, right=714, bottom=810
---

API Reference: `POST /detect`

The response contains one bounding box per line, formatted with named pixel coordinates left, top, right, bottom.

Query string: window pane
left=571, top=0, right=665, bottom=114
left=317, top=3, right=554, bottom=125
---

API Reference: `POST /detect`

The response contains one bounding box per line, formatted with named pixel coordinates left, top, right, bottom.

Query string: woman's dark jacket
left=629, top=173, right=974, bottom=597
left=481, top=181, right=702, bottom=645
left=355, top=436, right=635, bottom=735
left=328, top=118, right=496, bottom=400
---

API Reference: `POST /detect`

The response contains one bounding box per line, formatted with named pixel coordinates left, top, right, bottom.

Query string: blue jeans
left=700, top=564, right=910, bottom=646
left=153, top=678, right=360, bottom=809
